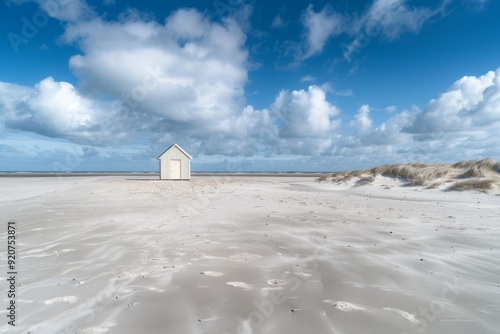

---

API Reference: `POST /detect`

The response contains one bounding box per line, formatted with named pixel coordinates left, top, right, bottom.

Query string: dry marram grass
left=318, top=158, right=500, bottom=193
left=449, top=178, right=496, bottom=191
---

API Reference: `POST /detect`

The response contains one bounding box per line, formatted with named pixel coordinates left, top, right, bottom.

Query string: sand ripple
left=201, top=271, right=223, bottom=276
left=324, top=300, right=369, bottom=312
left=44, top=296, right=78, bottom=305
left=226, top=281, right=252, bottom=289
left=383, top=307, right=420, bottom=323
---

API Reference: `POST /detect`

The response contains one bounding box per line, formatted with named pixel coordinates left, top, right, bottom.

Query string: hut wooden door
left=170, top=160, right=181, bottom=179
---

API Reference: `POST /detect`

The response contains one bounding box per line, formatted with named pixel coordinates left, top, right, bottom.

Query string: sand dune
left=0, top=174, right=499, bottom=333
left=318, top=158, right=500, bottom=195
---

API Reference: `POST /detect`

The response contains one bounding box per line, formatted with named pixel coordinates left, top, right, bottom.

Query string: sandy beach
left=1, top=175, right=499, bottom=334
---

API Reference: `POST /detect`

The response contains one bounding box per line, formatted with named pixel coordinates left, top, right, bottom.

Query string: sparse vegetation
left=449, top=178, right=496, bottom=192
left=354, top=176, right=375, bottom=187
left=318, top=158, right=500, bottom=194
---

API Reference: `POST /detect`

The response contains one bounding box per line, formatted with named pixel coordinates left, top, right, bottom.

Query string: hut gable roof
left=157, top=144, right=193, bottom=160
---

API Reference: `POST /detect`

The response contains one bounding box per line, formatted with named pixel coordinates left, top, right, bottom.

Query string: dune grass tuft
left=448, top=178, right=496, bottom=192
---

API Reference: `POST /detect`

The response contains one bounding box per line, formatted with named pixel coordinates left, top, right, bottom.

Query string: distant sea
left=0, top=171, right=325, bottom=177
left=0, top=171, right=159, bottom=177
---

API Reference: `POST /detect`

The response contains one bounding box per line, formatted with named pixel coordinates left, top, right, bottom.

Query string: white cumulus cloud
left=2, top=77, right=124, bottom=144
left=272, top=85, right=340, bottom=138
left=353, top=104, right=373, bottom=134
left=268, top=85, right=341, bottom=155
left=62, top=8, right=248, bottom=129
left=0, top=7, right=271, bottom=156
left=405, top=69, right=500, bottom=136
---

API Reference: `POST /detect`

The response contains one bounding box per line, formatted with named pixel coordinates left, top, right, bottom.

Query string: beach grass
left=319, top=158, right=500, bottom=193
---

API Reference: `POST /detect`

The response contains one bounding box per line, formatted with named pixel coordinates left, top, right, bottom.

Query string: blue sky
left=1, top=0, right=500, bottom=172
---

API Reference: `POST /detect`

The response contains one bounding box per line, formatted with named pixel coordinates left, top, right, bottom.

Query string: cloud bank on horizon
left=0, top=0, right=499, bottom=171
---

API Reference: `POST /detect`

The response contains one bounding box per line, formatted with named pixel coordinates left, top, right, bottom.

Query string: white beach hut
left=157, top=144, right=192, bottom=180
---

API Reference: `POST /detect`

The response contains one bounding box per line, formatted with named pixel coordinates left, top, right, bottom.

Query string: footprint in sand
left=323, top=300, right=369, bottom=312
left=383, top=307, right=420, bottom=323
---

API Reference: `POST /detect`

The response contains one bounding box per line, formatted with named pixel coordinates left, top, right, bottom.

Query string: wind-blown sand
left=0, top=175, right=499, bottom=333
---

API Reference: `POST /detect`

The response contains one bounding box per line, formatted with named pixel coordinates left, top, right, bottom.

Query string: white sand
left=0, top=175, right=499, bottom=333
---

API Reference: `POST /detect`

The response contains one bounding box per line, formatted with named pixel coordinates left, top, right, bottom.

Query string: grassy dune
left=318, top=158, right=500, bottom=193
